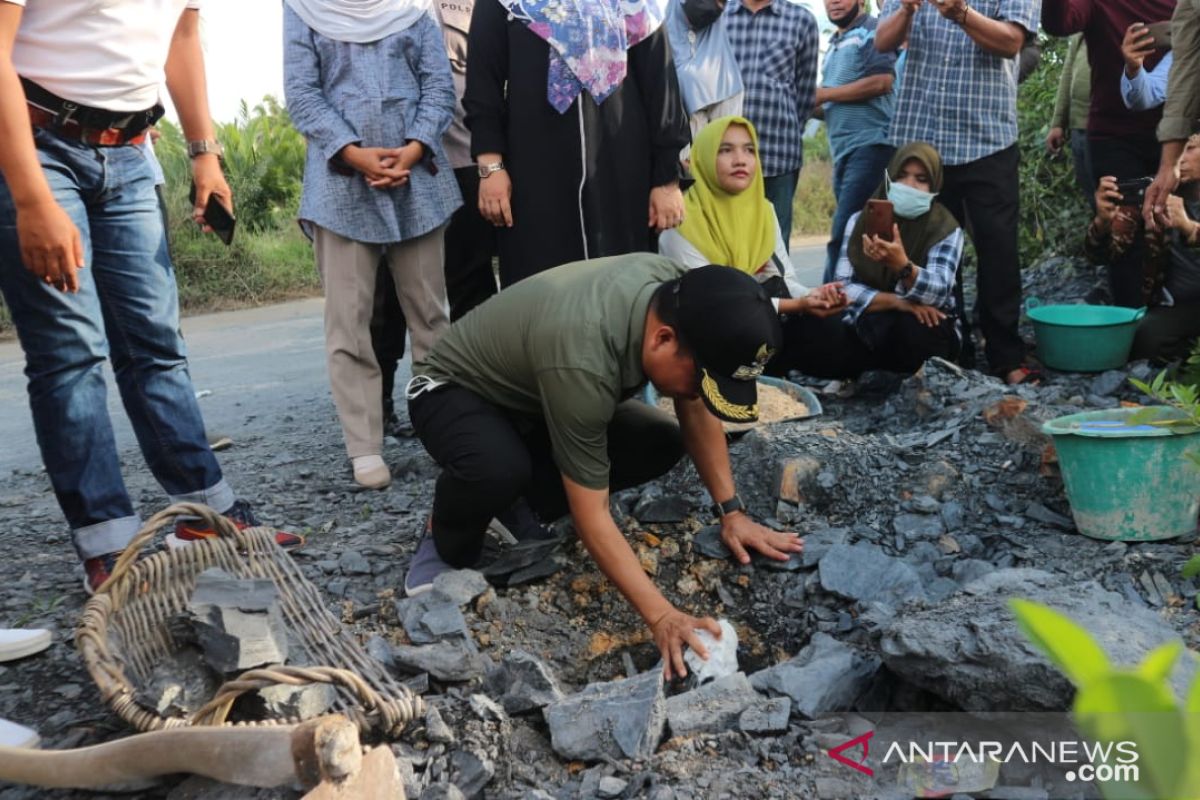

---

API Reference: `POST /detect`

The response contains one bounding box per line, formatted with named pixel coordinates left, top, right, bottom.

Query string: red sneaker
left=166, top=500, right=304, bottom=551
left=82, top=551, right=121, bottom=596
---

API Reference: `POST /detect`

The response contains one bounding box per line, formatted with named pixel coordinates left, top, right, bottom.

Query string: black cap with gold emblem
left=671, top=265, right=784, bottom=423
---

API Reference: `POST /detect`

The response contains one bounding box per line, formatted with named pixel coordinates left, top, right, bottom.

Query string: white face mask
left=885, top=171, right=936, bottom=219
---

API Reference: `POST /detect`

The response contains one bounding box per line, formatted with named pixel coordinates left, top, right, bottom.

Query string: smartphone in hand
left=188, top=184, right=236, bottom=246
left=865, top=199, right=895, bottom=242
left=1145, top=20, right=1173, bottom=49
left=1115, top=176, right=1154, bottom=208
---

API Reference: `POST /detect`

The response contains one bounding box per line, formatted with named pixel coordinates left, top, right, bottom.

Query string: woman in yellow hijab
left=659, top=116, right=846, bottom=316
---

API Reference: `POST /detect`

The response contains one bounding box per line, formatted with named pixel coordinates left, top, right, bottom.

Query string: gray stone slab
left=818, top=542, right=927, bottom=606
left=749, top=633, right=879, bottom=719
left=543, top=670, right=666, bottom=762
left=738, top=697, right=791, bottom=734
left=665, top=671, right=757, bottom=737
left=393, top=640, right=485, bottom=682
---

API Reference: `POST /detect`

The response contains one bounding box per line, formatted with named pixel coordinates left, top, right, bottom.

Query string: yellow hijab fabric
left=678, top=116, right=776, bottom=276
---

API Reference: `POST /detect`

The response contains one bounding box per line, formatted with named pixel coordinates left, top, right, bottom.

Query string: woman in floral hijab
left=464, top=0, right=690, bottom=286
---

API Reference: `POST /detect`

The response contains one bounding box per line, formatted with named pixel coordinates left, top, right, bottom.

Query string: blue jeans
left=0, top=128, right=232, bottom=560
left=824, top=143, right=895, bottom=283
left=763, top=170, right=800, bottom=251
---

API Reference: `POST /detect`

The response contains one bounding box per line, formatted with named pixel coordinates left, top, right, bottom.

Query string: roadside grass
left=792, top=157, right=836, bottom=238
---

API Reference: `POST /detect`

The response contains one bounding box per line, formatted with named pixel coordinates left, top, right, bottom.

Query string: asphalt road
left=0, top=243, right=827, bottom=475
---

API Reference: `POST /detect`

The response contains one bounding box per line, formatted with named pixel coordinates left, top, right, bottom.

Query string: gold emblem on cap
left=701, top=369, right=757, bottom=421
left=731, top=343, right=776, bottom=381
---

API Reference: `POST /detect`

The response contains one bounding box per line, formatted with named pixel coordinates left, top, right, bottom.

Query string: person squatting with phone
left=768, top=142, right=965, bottom=380
left=0, top=0, right=301, bottom=595
left=1088, top=129, right=1200, bottom=364
left=1042, top=0, right=1177, bottom=308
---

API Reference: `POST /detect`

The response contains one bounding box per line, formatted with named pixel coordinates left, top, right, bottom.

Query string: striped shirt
left=835, top=210, right=964, bottom=325
left=820, top=14, right=896, bottom=165
left=725, top=0, right=820, bottom=177
left=880, top=0, right=1039, bottom=166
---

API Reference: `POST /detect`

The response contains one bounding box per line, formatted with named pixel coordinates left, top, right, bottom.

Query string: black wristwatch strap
left=711, top=494, right=747, bottom=519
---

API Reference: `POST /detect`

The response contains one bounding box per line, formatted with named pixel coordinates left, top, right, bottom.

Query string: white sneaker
left=0, top=718, right=39, bottom=748
left=0, top=628, right=51, bottom=663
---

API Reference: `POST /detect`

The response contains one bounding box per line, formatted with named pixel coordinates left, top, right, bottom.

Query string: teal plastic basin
left=1043, top=407, right=1200, bottom=541
left=1025, top=298, right=1145, bottom=373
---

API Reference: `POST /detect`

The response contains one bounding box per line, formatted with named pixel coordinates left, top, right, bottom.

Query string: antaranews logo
left=825, top=731, right=1140, bottom=788
left=826, top=731, right=875, bottom=777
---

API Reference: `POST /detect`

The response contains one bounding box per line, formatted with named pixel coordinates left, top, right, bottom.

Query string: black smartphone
left=188, top=184, right=236, bottom=246
left=1115, top=176, right=1154, bottom=207
left=1145, top=20, right=1173, bottom=49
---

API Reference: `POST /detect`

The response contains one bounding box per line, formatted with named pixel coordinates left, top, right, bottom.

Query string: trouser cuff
left=169, top=479, right=236, bottom=515
left=72, top=515, right=141, bottom=561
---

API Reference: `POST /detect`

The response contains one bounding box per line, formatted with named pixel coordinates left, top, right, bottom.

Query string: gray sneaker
left=404, top=528, right=454, bottom=597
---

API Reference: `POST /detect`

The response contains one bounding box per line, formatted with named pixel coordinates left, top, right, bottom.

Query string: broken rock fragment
left=187, top=567, right=289, bottom=673
left=543, top=670, right=667, bottom=762
left=665, top=671, right=757, bottom=737
left=749, top=633, right=879, bottom=719
left=393, top=640, right=485, bottom=682
left=483, top=649, right=565, bottom=714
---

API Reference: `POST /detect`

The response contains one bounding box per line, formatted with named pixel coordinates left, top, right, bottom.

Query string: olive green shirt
left=1051, top=35, right=1090, bottom=132
left=1159, top=0, right=1200, bottom=143
left=415, top=254, right=687, bottom=489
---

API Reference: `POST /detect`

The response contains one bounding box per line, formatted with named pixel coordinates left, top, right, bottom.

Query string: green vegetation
left=155, top=97, right=317, bottom=311
left=792, top=129, right=837, bottom=238
left=1011, top=599, right=1200, bottom=799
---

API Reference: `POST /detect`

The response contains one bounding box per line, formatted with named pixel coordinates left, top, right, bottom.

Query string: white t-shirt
left=7, top=0, right=201, bottom=112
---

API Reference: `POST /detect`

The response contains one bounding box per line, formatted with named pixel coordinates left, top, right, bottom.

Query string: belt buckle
left=59, top=100, right=79, bottom=127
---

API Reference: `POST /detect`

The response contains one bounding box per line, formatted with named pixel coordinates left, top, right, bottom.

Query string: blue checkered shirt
left=725, top=0, right=819, bottom=177
left=880, top=0, right=1039, bottom=166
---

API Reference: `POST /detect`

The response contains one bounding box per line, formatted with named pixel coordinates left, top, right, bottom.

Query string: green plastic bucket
left=1043, top=407, right=1200, bottom=541
left=1025, top=298, right=1146, bottom=373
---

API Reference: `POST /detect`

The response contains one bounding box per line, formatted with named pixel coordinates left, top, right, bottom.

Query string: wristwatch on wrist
left=478, top=160, right=505, bottom=179
left=711, top=494, right=747, bottom=520
left=898, top=261, right=916, bottom=281
left=187, top=139, right=223, bottom=159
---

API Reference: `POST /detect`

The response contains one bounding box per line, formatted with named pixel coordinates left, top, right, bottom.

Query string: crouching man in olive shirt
left=405, top=253, right=803, bottom=677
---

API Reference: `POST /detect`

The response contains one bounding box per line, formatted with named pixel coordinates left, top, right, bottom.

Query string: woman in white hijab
left=284, top=0, right=461, bottom=489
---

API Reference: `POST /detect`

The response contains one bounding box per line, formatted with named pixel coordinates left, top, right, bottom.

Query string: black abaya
left=464, top=0, right=690, bottom=286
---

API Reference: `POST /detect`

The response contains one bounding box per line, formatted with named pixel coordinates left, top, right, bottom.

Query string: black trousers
left=938, top=144, right=1025, bottom=375
left=770, top=311, right=960, bottom=380
left=444, top=166, right=499, bottom=321
left=371, top=259, right=407, bottom=419
left=409, top=384, right=684, bottom=568
left=1088, top=132, right=1162, bottom=308
left=1131, top=303, right=1200, bottom=364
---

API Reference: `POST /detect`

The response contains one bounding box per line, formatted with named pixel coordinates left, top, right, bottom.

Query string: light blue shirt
left=1120, top=50, right=1173, bottom=112
left=284, top=6, right=461, bottom=244
left=664, top=0, right=744, bottom=115
left=820, top=14, right=896, bottom=165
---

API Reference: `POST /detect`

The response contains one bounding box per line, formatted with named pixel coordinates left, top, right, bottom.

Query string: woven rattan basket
left=77, top=503, right=423, bottom=737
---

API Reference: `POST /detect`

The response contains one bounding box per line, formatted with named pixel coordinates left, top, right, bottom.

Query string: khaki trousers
left=314, top=224, right=449, bottom=459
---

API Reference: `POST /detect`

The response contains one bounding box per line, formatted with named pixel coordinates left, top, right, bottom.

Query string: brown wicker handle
left=191, top=666, right=395, bottom=728
left=101, top=502, right=239, bottom=594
